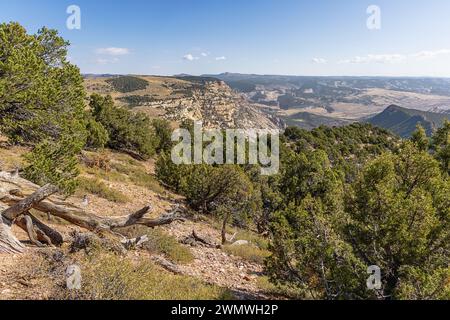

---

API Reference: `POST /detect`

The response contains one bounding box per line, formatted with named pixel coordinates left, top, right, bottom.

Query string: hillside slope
left=367, top=105, right=450, bottom=137
left=0, top=145, right=283, bottom=300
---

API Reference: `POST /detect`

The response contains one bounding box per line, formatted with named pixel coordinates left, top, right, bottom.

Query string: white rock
left=231, top=240, right=249, bottom=246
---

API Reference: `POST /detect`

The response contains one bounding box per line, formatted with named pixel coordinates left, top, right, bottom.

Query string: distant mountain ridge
left=203, top=73, right=450, bottom=97
left=367, top=105, right=450, bottom=137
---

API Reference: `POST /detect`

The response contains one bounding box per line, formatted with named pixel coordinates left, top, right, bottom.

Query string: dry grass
left=16, top=249, right=232, bottom=300
left=120, top=226, right=194, bottom=265
left=80, top=150, right=164, bottom=195
left=0, top=146, right=27, bottom=170
left=256, top=276, right=303, bottom=300
left=111, top=162, right=164, bottom=194
left=222, top=244, right=270, bottom=265
left=77, top=177, right=130, bottom=203
left=77, top=254, right=232, bottom=300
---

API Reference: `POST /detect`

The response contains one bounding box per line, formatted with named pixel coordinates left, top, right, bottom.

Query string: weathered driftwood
left=2, top=184, right=58, bottom=222
left=0, top=171, right=184, bottom=254
left=15, top=212, right=64, bottom=247
left=151, top=255, right=183, bottom=275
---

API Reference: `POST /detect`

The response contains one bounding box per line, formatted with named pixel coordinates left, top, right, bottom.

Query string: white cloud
left=412, top=49, right=450, bottom=60
left=183, top=54, right=199, bottom=61
left=96, top=47, right=130, bottom=56
left=340, top=54, right=406, bottom=64
left=312, top=57, right=327, bottom=64
left=201, top=52, right=209, bottom=57
left=96, top=57, right=119, bottom=65
left=339, top=49, right=450, bottom=65
left=215, top=56, right=227, bottom=61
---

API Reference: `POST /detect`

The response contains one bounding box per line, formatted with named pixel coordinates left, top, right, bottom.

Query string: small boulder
left=231, top=240, right=249, bottom=246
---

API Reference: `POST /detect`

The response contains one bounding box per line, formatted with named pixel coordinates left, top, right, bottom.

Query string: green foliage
left=155, top=152, right=188, bottom=192
left=23, top=134, right=83, bottom=195
left=106, top=76, right=149, bottom=93
left=279, top=149, right=342, bottom=206
left=85, top=117, right=109, bottom=149
left=267, top=141, right=450, bottom=299
left=156, top=155, right=262, bottom=229
left=410, top=124, right=429, bottom=151
left=0, top=23, right=88, bottom=192
left=152, top=118, right=173, bottom=153
left=345, top=142, right=449, bottom=298
left=431, top=119, right=450, bottom=175
left=283, top=123, right=399, bottom=181
left=0, top=23, right=86, bottom=145
left=118, top=94, right=156, bottom=107
left=89, top=93, right=158, bottom=160
left=396, top=267, right=450, bottom=299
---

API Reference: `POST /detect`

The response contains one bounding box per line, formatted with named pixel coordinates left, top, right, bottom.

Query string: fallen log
left=2, top=184, right=58, bottom=222
left=0, top=171, right=185, bottom=254
left=181, top=230, right=221, bottom=249
left=2, top=194, right=185, bottom=232
left=151, top=255, right=183, bottom=275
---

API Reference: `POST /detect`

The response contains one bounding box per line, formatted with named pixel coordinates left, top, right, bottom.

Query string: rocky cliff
left=85, top=76, right=283, bottom=130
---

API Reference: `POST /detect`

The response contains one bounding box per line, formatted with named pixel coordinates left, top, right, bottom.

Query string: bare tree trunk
left=2, top=184, right=58, bottom=221
left=2, top=194, right=184, bottom=233
left=222, top=212, right=232, bottom=245
left=0, top=203, right=25, bottom=254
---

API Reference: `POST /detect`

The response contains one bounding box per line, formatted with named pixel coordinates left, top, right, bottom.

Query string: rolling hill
left=367, top=105, right=450, bottom=137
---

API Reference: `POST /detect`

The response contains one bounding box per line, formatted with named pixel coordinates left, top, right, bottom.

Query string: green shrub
left=118, top=94, right=156, bottom=107
left=85, top=117, right=109, bottom=149
left=90, top=94, right=158, bottom=160
left=267, top=142, right=450, bottom=300
left=23, top=134, right=83, bottom=195
left=155, top=152, right=187, bottom=191
left=1, top=23, right=88, bottom=193
left=152, top=118, right=173, bottom=153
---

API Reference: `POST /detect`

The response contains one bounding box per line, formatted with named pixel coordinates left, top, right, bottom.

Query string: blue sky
left=1, top=0, right=450, bottom=76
